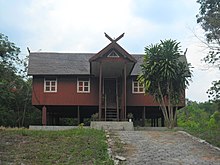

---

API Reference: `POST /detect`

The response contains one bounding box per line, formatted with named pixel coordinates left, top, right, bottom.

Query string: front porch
left=90, top=45, right=137, bottom=121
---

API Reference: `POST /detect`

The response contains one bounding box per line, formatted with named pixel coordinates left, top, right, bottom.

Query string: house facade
left=28, top=34, right=186, bottom=126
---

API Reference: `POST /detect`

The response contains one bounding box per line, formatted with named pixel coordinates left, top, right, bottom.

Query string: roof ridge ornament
left=104, top=32, right=125, bottom=43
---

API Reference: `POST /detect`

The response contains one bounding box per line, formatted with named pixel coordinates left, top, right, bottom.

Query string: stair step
left=105, top=108, right=118, bottom=121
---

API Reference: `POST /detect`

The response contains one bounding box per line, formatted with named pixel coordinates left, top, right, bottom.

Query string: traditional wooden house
left=28, top=33, right=187, bottom=126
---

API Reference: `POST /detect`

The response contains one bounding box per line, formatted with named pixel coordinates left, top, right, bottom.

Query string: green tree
left=0, top=33, right=41, bottom=127
left=196, top=0, right=220, bottom=104
left=0, top=33, right=21, bottom=70
left=139, top=39, right=192, bottom=129
left=196, top=0, right=220, bottom=65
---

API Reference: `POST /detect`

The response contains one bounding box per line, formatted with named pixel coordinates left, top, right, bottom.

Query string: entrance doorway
left=104, top=78, right=119, bottom=120
left=104, top=78, right=116, bottom=108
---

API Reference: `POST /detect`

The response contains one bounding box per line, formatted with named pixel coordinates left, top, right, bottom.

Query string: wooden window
left=132, top=80, right=144, bottom=93
left=77, top=78, right=90, bottom=93
left=44, top=78, right=57, bottom=92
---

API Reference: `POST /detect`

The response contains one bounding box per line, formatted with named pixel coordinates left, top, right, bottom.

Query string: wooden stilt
left=162, top=115, right=165, bottom=127
left=116, top=78, right=119, bottom=121
left=99, top=62, right=102, bottom=120
left=124, top=63, right=127, bottom=120
left=77, top=106, right=80, bottom=125
left=42, top=106, right=47, bottom=126
left=142, top=106, right=146, bottom=126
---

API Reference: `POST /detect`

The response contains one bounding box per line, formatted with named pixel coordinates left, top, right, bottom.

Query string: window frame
left=77, top=77, right=90, bottom=93
left=132, top=80, right=145, bottom=94
left=44, top=77, right=57, bottom=93
left=107, top=50, right=120, bottom=58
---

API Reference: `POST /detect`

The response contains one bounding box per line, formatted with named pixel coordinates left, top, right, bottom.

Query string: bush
left=178, top=101, right=220, bottom=147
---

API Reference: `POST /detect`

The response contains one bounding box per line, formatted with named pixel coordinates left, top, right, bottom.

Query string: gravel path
left=116, top=131, right=220, bottom=165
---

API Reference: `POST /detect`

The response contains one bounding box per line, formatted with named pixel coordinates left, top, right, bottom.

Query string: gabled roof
left=89, top=42, right=137, bottom=63
left=28, top=52, right=141, bottom=76
left=28, top=52, right=188, bottom=76
left=130, top=54, right=189, bottom=76
left=28, top=52, right=94, bottom=75
left=130, top=54, right=144, bottom=76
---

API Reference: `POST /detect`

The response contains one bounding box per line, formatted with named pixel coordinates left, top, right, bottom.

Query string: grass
left=109, top=131, right=125, bottom=155
left=184, top=127, right=220, bottom=148
left=0, top=128, right=114, bottom=165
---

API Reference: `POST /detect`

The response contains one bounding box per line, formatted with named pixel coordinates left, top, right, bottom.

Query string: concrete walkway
left=116, top=131, right=220, bottom=165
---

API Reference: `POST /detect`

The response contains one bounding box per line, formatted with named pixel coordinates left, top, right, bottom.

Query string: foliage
left=0, top=128, right=114, bottom=164
left=196, top=0, right=220, bottom=66
left=207, top=80, right=220, bottom=111
left=59, top=118, right=79, bottom=125
left=139, top=39, right=192, bottom=129
left=91, top=113, right=99, bottom=121
left=0, top=33, right=21, bottom=69
left=0, top=33, right=41, bottom=127
left=196, top=0, right=220, bottom=103
left=178, top=101, right=220, bottom=147
left=127, top=113, right=133, bottom=119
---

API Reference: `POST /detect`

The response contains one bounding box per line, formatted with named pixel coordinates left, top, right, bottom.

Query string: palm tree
left=139, top=39, right=192, bottom=129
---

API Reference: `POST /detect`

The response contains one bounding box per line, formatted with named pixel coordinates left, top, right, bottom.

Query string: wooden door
left=104, top=78, right=116, bottom=108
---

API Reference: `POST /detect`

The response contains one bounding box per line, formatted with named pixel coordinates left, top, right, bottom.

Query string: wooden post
left=116, top=78, right=119, bottom=121
left=42, top=106, right=47, bottom=126
left=99, top=62, right=102, bottom=120
left=105, top=93, right=107, bottom=121
left=161, top=115, right=165, bottom=127
left=77, top=106, right=80, bottom=125
left=124, top=63, right=127, bottom=120
left=142, top=106, right=146, bottom=127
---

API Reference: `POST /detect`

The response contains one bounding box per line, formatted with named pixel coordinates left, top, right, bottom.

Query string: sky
left=0, top=0, right=219, bottom=102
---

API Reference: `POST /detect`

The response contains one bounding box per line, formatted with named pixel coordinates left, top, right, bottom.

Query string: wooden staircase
left=106, top=108, right=118, bottom=121
left=102, top=94, right=119, bottom=121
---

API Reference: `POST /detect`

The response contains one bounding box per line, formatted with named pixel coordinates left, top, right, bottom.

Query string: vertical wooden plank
left=120, top=77, right=124, bottom=120
left=42, top=106, right=47, bottom=126
left=99, top=62, right=102, bottom=120
left=116, top=78, right=119, bottom=121
left=105, top=93, right=106, bottom=121
left=77, top=106, right=80, bottom=125
left=124, top=63, right=127, bottom=120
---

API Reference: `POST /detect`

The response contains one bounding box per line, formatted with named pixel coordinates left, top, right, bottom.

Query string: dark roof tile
left=28, top=52, right=188, bottom=76
left=28, top=52, right=94, bottom=75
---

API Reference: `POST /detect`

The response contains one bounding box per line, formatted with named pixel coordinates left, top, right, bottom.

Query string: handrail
left=105, top=93, right=107, bottom=121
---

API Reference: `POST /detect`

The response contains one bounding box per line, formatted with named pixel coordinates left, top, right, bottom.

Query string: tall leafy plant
left=139, top=39, right=192, bottom=129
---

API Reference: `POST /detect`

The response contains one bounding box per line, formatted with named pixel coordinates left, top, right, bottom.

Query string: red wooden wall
left=32, top=76, right=99, bottom=106
left=126, top=77, right=185, bottom=107
left=32, top=76, right=185, bottom=107
left=126, top=78, right=160, bottom=106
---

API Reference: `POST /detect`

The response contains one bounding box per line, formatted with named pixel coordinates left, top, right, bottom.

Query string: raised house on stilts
left=28, top=33, right=187, bottom=126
